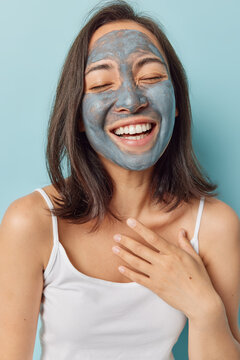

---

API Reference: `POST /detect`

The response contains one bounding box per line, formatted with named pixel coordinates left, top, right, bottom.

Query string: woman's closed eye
left=89, top=83, right=113, bottom=91
left=138, top=74, right=168, bottom=84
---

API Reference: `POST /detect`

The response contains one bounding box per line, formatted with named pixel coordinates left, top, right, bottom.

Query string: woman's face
left=81, top=21, right=178, bottom=171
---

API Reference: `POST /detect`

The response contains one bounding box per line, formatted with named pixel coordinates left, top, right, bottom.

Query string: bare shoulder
left=0, top=188, right=54, bottom=271
left=203, top=196, right=239, bottom=225
left=199, top=197, right=239, bottom=262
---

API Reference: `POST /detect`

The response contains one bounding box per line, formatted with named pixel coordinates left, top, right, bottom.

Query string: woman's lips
left=108, top=123, right=159, bottom=149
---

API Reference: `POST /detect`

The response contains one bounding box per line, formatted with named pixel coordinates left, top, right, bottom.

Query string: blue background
left=0, top=0, right=239, bottom=358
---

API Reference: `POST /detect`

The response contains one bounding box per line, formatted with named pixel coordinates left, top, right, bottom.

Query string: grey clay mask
left=82, top=30, right=176, bottom=171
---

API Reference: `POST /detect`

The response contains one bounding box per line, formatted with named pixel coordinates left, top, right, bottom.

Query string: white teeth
left=129, top=125, right=135, bottom=134
left=121, top=133, right=149, bottom=140
left=123, top=126, right=129, bottom=134
left=135, top=124, right=142, bottom=133
left=114, top=123, right=152, bottom=135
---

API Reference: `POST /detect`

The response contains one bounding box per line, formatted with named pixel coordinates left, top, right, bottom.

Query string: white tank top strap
left=191, top=196, right=205, bottom=254
left=193, top=196, right=205, bottom=239
left=34, top=188, right=60, bottom=279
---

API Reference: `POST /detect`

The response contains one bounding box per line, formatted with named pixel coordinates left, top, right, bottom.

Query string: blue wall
left=0, top=1, right=239, bottom=358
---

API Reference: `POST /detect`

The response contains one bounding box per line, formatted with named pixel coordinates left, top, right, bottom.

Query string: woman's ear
left=175, top=108, right=179, bottom=117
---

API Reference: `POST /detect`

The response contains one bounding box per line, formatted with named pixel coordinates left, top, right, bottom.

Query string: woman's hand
left=112, top=217, right=221, bottom=321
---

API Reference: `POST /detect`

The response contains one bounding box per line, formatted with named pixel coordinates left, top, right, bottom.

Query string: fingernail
left=127, top=218, right=136, bottom=228
left=112, top=246, right=120, bottom=253
left=113, top=234, right=121, bottom=242
left=118, top=266, right=125, bottom=273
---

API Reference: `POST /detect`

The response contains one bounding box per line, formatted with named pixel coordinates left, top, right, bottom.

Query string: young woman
left=0, top=2, right=239, bottom=359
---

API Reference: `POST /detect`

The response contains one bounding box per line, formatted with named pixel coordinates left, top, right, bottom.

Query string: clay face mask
left=82, top=29, right=176, bottom=171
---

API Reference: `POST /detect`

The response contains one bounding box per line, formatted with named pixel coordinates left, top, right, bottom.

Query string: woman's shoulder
left=203, top=196, right=239, bottom=232
left=0, top=187, right=55, bottom=271
left=198, top=196, right=239, bottom=263
left=1, top=186, right=55, bottom=227
left=2, top=190, right=44, bottom=226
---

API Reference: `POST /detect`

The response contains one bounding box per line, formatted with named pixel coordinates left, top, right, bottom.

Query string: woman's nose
left=114, top=82, right=148, bottom=114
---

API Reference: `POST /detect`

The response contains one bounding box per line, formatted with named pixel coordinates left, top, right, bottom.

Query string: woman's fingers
left=113, top=233, right=159, bottom=263
left=118, top=265, right=150, bottom=287
left=112, top=244, right=152, bottom=276
left=126, top=217, right=175, bottom=254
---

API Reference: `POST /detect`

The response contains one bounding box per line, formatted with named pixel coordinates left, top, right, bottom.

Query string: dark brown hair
left=45, top=0, right=217, bottom=232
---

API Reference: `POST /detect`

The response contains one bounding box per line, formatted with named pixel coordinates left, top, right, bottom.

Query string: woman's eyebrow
left=85, top=63, right=113, bottom=75
left=134, top=57, right=167, bottom=72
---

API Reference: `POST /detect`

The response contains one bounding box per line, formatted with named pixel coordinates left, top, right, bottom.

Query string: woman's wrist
left=188, top=291, right=225, bottom=328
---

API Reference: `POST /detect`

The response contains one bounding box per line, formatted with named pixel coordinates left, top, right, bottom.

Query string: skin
left=82, top=20, right=178, bottom=219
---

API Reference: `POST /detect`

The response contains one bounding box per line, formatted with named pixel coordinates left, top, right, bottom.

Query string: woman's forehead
left=89, top=21, right=161, bottom=50
left=88, top=21, right=167, bottom=62
left=86, top=29, right=166, bottom=65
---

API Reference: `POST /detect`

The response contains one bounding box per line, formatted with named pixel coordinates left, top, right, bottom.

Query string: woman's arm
left=188, top=200, right=240, bottom=359
left=0, top=195, right=46, bottom=360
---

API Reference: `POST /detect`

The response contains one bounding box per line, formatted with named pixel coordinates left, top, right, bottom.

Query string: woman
left=0, top=1, right=239, bottom=359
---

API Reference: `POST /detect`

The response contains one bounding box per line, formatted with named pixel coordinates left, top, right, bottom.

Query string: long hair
left=45, top=0, right=217, bottom=232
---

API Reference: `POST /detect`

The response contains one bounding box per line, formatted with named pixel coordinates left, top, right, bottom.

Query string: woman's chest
left=54, top=209, right=196, bottom=284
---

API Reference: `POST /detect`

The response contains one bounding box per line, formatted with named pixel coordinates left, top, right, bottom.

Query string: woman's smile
left=107, top=119, right=159, bottom=151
